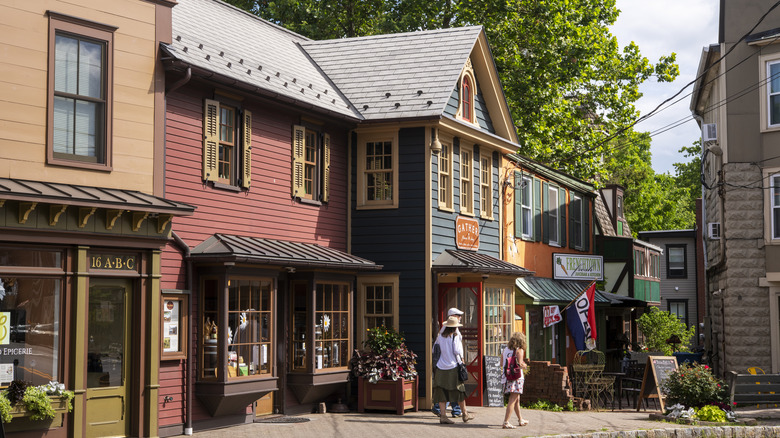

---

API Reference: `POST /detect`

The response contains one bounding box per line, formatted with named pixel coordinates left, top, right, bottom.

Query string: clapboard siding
left=159, top=361, right=186, bottom=426
left=163, top=85, right=349, bottom=258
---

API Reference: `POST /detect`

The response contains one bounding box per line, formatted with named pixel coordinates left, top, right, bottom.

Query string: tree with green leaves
left=225, top=0, right=679, bottom=181
left=637, top=307, right=696, bottom=355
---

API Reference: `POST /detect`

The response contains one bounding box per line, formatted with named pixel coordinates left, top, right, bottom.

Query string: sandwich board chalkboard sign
left=636, top=356, right=678, bottom=412
left=484, top=355, right=504, bottom=407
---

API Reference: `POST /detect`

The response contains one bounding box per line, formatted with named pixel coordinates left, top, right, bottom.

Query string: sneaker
left=431, top=406, right=440, bottom=416
left=451, top=408, right=461, bottom=417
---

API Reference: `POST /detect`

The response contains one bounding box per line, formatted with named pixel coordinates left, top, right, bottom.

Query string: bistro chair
left=571, top=350, right=614, bottom=410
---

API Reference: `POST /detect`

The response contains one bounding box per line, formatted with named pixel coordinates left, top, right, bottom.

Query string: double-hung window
left=668, top=300, right=688, bottom=326
left=48, top=13, right=115, bottom=169
left=356, top=275, right=399, bottom=347
left=460, top=147, right=473, bottom=215
left=479, top=154, right=493, bottom=219
left=768, top=60, right=780, bottom=128
left=203, top=98, right=252, bottom=189
left=772, top=173, right=780, bottom=239
left=520, top=175, right=532, bottom=238
left=357, top=131, right=398, bottom=208
left=667, top=245, right=687, bottom=278
left=439, top=140, right=453, bottom=210
left=293, top=125, right=330, bottom=202
left=568, top=192, right=590, bottom=250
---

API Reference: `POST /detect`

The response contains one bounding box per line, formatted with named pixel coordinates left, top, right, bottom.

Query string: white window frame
left=548, top=185, right=559, bottom=245
left=760, top=54, right=780, bottom=132
left=479, top=154, right=493, bottom=219
left=773, top=173, right=780, bottom=240
left=356, top=130, right=399, bottom=209
left=460, top=146, right=474, bottom=215
left=521, top=175, right=533, bottom=239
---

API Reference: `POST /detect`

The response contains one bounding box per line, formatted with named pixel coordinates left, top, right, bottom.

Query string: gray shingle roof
left=300, top=26, right=483, bottom=120
left=166, top=0, right=360, bottom=120
left=432, top=249, right=533, bottom=276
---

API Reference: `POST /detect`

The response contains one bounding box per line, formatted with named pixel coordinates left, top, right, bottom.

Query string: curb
left=544, top=426, right=780, bottom=437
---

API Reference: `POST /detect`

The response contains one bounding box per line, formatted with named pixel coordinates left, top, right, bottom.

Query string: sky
left=610, top=0, right=719, bottom=174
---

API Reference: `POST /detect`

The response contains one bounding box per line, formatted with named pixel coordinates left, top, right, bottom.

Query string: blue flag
left=566, top=283, right=597, bottom=351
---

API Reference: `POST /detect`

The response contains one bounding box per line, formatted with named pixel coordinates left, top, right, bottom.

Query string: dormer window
left=457, top=60, right=477, bottom=125
left=462, top=76, right=472, bottom=121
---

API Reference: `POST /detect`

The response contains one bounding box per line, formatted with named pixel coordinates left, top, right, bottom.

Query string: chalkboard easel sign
left=483, top=355, right=504, bottom=407
left=636, top=356, right=678, bottom=412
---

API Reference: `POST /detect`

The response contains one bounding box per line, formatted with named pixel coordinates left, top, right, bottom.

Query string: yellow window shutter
left=322, top=133, right=331, bottom=203
left=241, top=109, right=252, bottom=189
left=203, top=99, right=219, bottom=182
left=292, top=125, right=305, bottom=197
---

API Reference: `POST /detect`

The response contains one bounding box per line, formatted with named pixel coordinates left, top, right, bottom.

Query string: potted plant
left=349, top=326, right=418, bottom=414
left=0, top=380, right=74, bottom=426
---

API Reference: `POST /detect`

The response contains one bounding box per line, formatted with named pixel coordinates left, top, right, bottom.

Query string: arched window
left=462, top=76, right=472, bottom=122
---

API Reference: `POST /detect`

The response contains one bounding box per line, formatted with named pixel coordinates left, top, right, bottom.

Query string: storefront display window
left=0, top=248, right=64, bottom=387
left=483, top=286, right=511, bottom=357
left=200, top=277, right=273, bottom=380
left=291, top=282, right=350, bottom=372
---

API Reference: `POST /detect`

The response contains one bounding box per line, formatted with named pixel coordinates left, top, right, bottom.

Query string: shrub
left=662, top=363, right=729, bottom=410
left=637, top=308, right=696, bottom=355
left=695, top=404, right=727, bottom=422
left=349, top=326, right=417, bottom=383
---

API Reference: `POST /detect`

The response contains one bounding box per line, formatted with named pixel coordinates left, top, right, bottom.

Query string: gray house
left=690, top=0, right=780, bottom=376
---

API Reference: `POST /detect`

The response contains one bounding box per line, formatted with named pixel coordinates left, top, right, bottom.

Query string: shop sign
left=456, top=216, right=479, bottom=251
left=91, top=254, right=137, bottom=271
left=553, top=253, right=603, bottom=280
left=543, top=305, right=562, bottom=327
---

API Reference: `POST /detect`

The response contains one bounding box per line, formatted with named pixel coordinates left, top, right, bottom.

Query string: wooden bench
left=728, top=372, right=780, bottom=408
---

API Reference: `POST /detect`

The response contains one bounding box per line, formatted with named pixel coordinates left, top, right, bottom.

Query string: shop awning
left=190, top=233, right=382, bottom=271
left=432, top=249, right=533, bottom=276
left=514, top=277, right=611, bottom=305
left=0, top=177, right=195, bottom=215
left=597, top=290, right=649, bottom=307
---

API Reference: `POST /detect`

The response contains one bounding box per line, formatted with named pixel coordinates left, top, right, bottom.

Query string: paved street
left=190, top=406, right=780, bottom=438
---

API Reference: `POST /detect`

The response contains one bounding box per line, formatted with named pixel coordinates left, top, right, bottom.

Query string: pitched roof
left=507, top=153, right=595, bottom=194
left=164, top=0, right=360, bottom=120
left=190, top=234, right=381, bottom=271
left=300, top=26, right=483, bottom=121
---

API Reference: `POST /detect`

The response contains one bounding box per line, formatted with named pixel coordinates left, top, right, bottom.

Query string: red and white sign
left=455, top=216, right=480, bottom=251
left=543, top=305, right=562, bottom=328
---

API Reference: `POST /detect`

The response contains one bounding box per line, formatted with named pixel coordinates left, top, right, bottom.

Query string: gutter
left=171, top=232, right=193, bottom=435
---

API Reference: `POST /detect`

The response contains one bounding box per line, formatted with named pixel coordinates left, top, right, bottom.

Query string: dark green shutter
left=568, top=192, right=576, bottom=249
left=514, top=171, right=523, bottom=239
left=583, top=198, right=591, bottom=251
left=559, top=187, right=567, bottom=247
left=542, top=181, right=549, bottom=244
left=533, top=177, right=541, bottom=242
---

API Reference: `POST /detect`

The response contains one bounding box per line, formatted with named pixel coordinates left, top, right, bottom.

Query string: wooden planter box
left=357, top=377, right=418, bottom=415
left=3, top=397, right=70, bottom=433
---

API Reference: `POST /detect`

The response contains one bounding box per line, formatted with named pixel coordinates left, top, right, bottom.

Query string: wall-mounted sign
left=553, top=254, right=603, bottom=280
left=456, top=216, right=479, bottom=251
left=161, top=294, right=188, bottom=359
left=91, top=254, right=137, bottom=271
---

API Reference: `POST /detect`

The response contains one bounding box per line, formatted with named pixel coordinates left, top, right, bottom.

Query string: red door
left=438, top=282, right=482, bottom=406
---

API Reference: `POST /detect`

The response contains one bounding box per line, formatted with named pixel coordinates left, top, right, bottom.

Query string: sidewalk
left=190, top=406, right=780, bottom=438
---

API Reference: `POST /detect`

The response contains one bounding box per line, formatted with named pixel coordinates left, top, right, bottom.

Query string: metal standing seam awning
left=514, top=277, right=611, bottom=306
left=432, top=249, right=534, bottom=276
left=189, top=233, right=382, bottom=271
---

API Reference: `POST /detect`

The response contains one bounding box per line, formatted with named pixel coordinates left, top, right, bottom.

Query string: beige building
left=690, top=0, right=780, bottom=376
left=0, top=1, right=192, bottom=436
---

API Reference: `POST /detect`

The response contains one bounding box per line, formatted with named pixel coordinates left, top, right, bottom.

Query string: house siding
left=444, top=81, right=496, bottom=134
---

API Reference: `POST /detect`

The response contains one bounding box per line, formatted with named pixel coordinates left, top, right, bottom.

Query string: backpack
left=505, top=350, right=522, bottom=381
left=432, top=342, right=442, bottom=367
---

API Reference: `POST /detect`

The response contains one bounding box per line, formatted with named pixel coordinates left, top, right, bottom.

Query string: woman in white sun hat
left=432, top=315, right=475, bottom=425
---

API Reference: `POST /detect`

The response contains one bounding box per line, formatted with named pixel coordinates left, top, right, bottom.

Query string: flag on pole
left=566, top=282, right=597, bottom=351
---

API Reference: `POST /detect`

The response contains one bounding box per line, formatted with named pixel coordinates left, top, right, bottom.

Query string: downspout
left=166, top=67, right=194, bottom=435
left=171, top=231, right=194, bottom=435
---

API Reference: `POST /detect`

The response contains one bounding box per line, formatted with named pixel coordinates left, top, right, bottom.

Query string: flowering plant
left=349, top=326, right=417, bottom=383
left=662, top=363, right=730, bottom=412
left=0, top=380, right=74, bottom=423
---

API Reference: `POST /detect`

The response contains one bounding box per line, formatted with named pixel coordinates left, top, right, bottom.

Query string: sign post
left=637, top=356, right=678, bottom=412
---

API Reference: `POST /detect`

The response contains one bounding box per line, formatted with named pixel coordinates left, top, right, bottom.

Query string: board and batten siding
left=0, top=0, right=159, bottom=192
left=161, top=87, right=350, bottom=290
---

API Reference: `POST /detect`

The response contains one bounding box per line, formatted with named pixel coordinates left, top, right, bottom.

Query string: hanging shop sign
left=455, top=216, right=479, bottom=251
left=553, top=254, right=603, bottom=280
left=543, top=305, right=562, bottom=327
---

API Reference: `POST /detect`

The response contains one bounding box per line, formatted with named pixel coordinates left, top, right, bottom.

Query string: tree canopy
left=226, top=0, right=679, bottom=181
